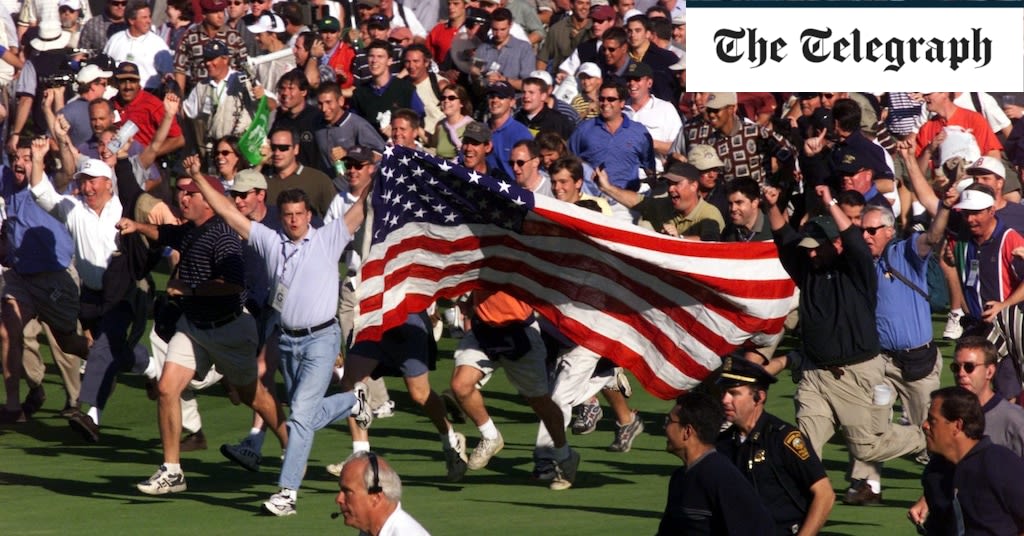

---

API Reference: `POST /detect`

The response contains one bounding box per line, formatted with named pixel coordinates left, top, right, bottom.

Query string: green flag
left=238, top=96, right=270, bottom=166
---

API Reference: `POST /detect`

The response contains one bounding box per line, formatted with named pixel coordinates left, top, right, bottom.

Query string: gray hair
left=344, top=451, right=402, bottom=502
left=863, top=205, right=895, bottom=228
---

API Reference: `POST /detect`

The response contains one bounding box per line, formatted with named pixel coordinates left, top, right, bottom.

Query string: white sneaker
left=352, top=382, right=373, bottom=430
left=262, top=489, right=297, bottom=516
left=467, top=433, right=504, bottom=470
left=615, top=368, right=632, bottom=398
left=327, top=461, right=345, bottom=477
left=137, top=465, right=186, bottom=495
left=943, top=309, right=965, bottom=340
left=373, top=400, right=396, bottom=419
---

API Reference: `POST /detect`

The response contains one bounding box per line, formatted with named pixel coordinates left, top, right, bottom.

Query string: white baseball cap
left=58, top=0, right=82, bottom=10
left=77, top=64, right=113, bottom=85
left=246, top=13, right=285, bottom=34
left=966, top=156, right=1006, bottom=179
left=576, top=62, right=602, bottom=79
left=527, top=70, right=553, bottom=87
left=953, top=188, right=995, bottom=211
left=74, top=159, right=113, bottom=181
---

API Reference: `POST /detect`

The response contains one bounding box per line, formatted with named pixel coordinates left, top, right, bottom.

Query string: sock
left=353, top=440, right=370, bottom=453
left=164, top=463, right=181, bottom=474
left=143, top=356, right=160, bottom=380
left=87, top=406, right=101, bottom=425
left=444, top=427, right=460, bottom=449
left=334, top=366, right=344, bottom=381
left=478, top=419, right=499, bottom=440
left=866, top=480, right=881, bottom=494
left=554, top=444, right=570, bottom=461
left=279, top=487, right=297, bottom=500
left=249, top=428, right=266, bottom=452
left=951, top=308, right=964, bottom=317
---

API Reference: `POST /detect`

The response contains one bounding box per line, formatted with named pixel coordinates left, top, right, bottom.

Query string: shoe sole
left=137, top=482, right=186, bottom=495
left=262, top=501, right=297, bottom=516
left=220, top=444, right=261, bottom=472
left=326, top=463, right=343, bottom=477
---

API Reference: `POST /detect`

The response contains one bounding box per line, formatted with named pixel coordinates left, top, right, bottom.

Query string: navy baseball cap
left=202, top=39, right=230, bottom=60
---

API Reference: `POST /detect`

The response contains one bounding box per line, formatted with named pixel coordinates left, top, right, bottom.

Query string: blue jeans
left=278, top=323, right=355, bottom=491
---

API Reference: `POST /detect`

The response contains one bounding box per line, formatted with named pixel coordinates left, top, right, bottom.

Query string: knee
left=450, top=371, right=477, bottom=399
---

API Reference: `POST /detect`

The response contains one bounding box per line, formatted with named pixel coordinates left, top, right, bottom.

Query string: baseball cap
left=199, top=0, right=227, bottom=14
left=625, top=62, right=653, bottom=79
left=344, top=146, right=376, bottom=164
left=590, top=5, right=615, bottom=21
left=462, top=121, right=491, bottom=144
left=485, top=81, right=515, bottom=99
left=953, top=187, right=996, bottom=211
left=246, top=12, right=285, bottom=34
left=77, top=64, right=113, bottom=84
left=58, top=0, right=82, bottom=10
left=671, top=13, right=685, bottom=26
left=660, top=160, right=701, bottom=183
left=797, top=216, right=840, bottom=249
left=317, top=16, right=341, bottom=32
left=366, top=14, right=390, bottom=29
left=706, top=92, right=737, bottom=109
left=526, top=70, right=553, bottom=87
left=73, top=159, right=113, bottom=181
left=669, top=52, right=686, bottom=71
left=179, top=174, right=227, bottom=195
left=576, top=62, right=602, bottom=79
left=229, top=169, right=267, bottom=192
left=966, top=156, right=1006, bottom=179
left=113, top=62, right=141, bottom=80
left=717, top=357, right=777, bottom=388
left=202, top=40, right=230, bottom=60
left=797, top=92, right=821, bottom=100
left=687, top=145, right=724, bottom=171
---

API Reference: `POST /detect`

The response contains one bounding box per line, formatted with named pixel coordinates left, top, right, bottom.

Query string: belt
left=191, top=310, right=242, bottom=330
left=883, top=342, right=932, bottom=355
left=281, top=319, right=336, bottom=338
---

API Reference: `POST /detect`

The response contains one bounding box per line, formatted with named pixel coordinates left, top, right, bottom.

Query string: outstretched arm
left=183, top=154, right=253, bottom=240
left=593, top=165, right=642, bottom=208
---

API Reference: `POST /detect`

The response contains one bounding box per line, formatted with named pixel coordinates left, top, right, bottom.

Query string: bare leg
left=235, top=378, right=288, bottom=449
left=451, top=365, right=489, bottom=427
left=157, top=362, right=194, bottom=464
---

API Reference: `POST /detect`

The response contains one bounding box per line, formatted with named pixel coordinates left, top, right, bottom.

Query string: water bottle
left=107, top=120, right=139, bottom=154
left=334, top=159, right=347, bottom=177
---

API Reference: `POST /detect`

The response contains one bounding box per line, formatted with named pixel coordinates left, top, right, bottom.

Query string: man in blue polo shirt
left=484, top=81, right=532, bottom=179
left=844, top=199, right=951, bottom=506
left=185, top=155, right=373, bottom=516
left=568, top=81, right=655, bottom=221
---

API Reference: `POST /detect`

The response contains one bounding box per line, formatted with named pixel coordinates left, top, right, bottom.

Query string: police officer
left=715, top=358, right=835, bottom=536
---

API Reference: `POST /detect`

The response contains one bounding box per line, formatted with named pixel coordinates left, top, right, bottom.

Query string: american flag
left=354, top=145, right=796, bottom=399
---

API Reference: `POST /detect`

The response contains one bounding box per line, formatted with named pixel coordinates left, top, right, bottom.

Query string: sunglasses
left=603, top=46, right=619, bottom=54
left=950, top=362, right=981, bottom=374
left=706, top=107, right=724, bottom=115
left=508, top=157, right=537, bottom=168
left=229, top=189, right=255, bottom=199
left=823, top=93, right=835, bottom=99
left=346, top=161, right=370, bottom=169
left=270, top=144, right=292, bottom=152
left=440, top=95, right=460, bottom=101
left=110, top=1, right=127, bottom=5
left=597, top=96, right=619, bottom=103
left=229, top=0, right=246, bottom=4
left=862, top=225, right=888, bottom=235
left=217, top=150, right=235, bottom=156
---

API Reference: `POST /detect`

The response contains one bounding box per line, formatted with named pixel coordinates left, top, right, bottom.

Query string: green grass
left=0, top=319, right=955, bottom=535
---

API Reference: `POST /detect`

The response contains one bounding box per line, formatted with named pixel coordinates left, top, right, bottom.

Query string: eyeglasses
left=664, top=416, right=681, bottom=428
left=706, top=107, right=724, bottom=115
left=602, top=46, right=619, bottom=53
left=270, top=144, right=292, bottom=152
left=217, top=150, right=235, bottom=156
left=950, top=362, right=981, bottom=374
left=229, top=189, right=255, bottom=199
left=862, top=225, right=888, bottom=235
left=823, top=93, right=835, bottom=99
left=597, top=96, right=619, bottom=103
left=441, top=95, right=460, bottom=102
left=508, top=157, right=537, bottom=168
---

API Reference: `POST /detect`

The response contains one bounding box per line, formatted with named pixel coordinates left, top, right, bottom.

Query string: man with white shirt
left=624, top=61, right=680, bottom=171
left=245, top=12, right=295, bottom=106
left=104, top=2, right=174, bottom=89
left=336, top=451, right=430, bottom=536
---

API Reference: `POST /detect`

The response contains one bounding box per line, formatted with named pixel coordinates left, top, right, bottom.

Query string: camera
left=40, top=72, right=75, bottom=89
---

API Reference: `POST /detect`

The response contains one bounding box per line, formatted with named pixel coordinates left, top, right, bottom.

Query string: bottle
left=334, top=159, right=347, bottom=177
left=107, top=120, right=139, bottom=154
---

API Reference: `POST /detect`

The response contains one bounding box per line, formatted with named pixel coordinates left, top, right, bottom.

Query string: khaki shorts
left=455, top=320, right=550, bottom=398
left=166, top=311, right=259, bottom=386
left=2, top=267, right=81, bottom=333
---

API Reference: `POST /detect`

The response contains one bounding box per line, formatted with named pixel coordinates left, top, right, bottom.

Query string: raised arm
left=183, top=154, right=253, bottom=240
left=28, top=136, right=48, bottom=189
left=344, top=175, right=373, bottom=236
left=139, top=93, right=181, bottom=169
left=593, top=164, right=642, bottom=208
left=51, top=114, right=79, bottom=193
left=818, top=185, right=852, bottom=232
left=117, top=217, right=160, bottom=241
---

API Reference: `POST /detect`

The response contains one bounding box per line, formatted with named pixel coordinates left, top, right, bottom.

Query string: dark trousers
left=78, top=299, right=149, bottom=408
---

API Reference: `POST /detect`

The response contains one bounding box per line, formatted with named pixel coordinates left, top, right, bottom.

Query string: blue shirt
left=486, top=116, right=532, bottom=179
left=474, top=37, right=537, bottom=82
left=0, top=168, right=74, bottom=274
left=247, top=218, right=351, bottom=329
left=568, top=114, right=656, bottom=190
left=876, top=233, right=932, bottom=350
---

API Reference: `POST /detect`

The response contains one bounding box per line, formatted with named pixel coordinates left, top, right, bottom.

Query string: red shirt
left=426, top=21, right=461, bottom=67
left=113, top=90, right=183, bottom=146
left=326, top=42, right=356, bottom=89
left=916, top=105, right=1003, bottom=158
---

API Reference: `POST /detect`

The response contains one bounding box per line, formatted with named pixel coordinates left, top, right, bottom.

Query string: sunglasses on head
left=270, top=144, right=292, bottom=152
left=950, top=362, right=981, bottom=374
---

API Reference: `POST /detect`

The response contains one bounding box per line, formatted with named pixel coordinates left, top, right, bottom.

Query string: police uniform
left=715, top=359, right=829, bottom=536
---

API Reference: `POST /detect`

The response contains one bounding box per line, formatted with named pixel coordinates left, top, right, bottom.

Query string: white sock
left=164, top=463, right=181, bottom=474
left=951, top=308, right=964, bottom=317
left=353, top=440, right=370, bottom=453
left=144, top=356, right=160, bottom=380
left=444, top=427, right=460, bottom=448
left=334, top=366, right=344, bottom=381
left=866, top=480, right=881, bottom=494
left=478, top=419, right=499, bottom=440
left=87, top=406, right=101, bottom=425
left=279, top=487, right=296, bottom=499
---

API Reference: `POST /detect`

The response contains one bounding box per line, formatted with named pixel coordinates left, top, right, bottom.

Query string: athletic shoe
left=68, top=410, right=100, bottom=442
left=221, top=440, right=262, bottom=472
left=353, top=382, right=373, bottom=430
left=608, top=412, right=644, bottom=453
left=615, top=368, right=632, bottom=398
left=262, top=489, right=297, bottom=516
left=137, top=465, right=187, bottom=495
left=444, top=432, right=469, bottom=482
left=549, top=449, right=581, bottom=491
left=373, top=400, right=396, bottom=419
left=943, top=310, right=965, bottom=340
left=571, top=399, right=603, bottom=435
left=530, top=457, right=557, bottom=481
left=467, top=433, right=504, bottom=470
left=21, top=385, right=46, bottom=416
left=326, top=461, right=345, bottom=477
left=441, top=389, right=466, bottom=424
left=180, top=430, right=208, bottom=452
left=914, top=450, right=931, bottom=465
left=843, top=479, right=882, bottom=506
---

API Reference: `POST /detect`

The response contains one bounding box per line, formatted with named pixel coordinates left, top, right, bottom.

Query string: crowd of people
left=2, top=0, right=1024, bottom=533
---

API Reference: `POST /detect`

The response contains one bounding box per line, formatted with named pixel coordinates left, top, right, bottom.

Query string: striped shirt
left=158, top=216, right=245, bottom=322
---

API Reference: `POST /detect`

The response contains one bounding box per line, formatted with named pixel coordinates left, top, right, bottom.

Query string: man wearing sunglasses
left=909, top=337, right=1024, bottom=532
left=842, top=194, right=951, bottom=506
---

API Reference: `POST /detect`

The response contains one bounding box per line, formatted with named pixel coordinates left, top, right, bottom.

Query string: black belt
left=883, top=342, right=932, bottom=355
left=191, top=310, right=242, bottom=330
left=281, top=319, right=336, bottom=337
